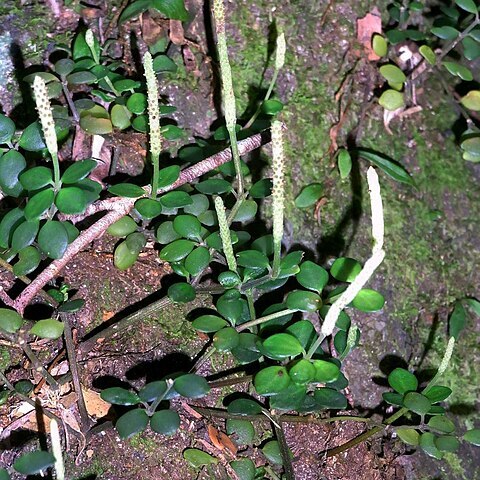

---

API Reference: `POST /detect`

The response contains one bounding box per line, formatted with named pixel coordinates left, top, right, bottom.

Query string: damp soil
left=0, top=0, right=479, bottom=479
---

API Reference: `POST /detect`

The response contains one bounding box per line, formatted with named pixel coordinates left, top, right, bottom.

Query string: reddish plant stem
left=13, top=129, right=272, bottom=315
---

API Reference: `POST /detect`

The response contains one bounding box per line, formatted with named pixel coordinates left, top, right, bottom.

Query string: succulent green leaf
left=403, top=392, right=431, bottom=415
left=227, top=398, right=263, bottom=415
left=100, top=387, right=141, bottom=405
left=312, top=360, right=340, bottom=383
left=11, top=220, right=39, bottom=252
left=254, top=366, right=290, bottom=395
left=19, top=166, right=53, bottom=191
left=0, top=208, right=24, bottom=248
left=236, top=250, right=270, bottom=269
left=330, top=257, right=361, bottom=282
left=13, top=451, right=56, bottom=475
left=262, top=333, right=303, bottom=359
left=174, top=374, right=210, bottom=399
left=214, top=327, right=240, bottom=351
left=126, top=93, right=148, bottom=114
left=379, top=64, right=406, bottom=84
left=396, top=428, right=420, bottom=446
left=378, top=89, right=404, bottom=111
left=107, top=216, right=138, bottom=237
left=156, top=221, right=181, bottom=244
left=160, top=191, right=192, bottom=208
left=286, top=320, right=315, bottom=349
left=168, top=282, right=196, bottom=303
left=455, top=0, right=478, bottom=14
left=38, top=221, right=69, bottom=259
left=13, top=246, right=41, bottom=276
left=108, top=183, right=145, bottom=198
left=463, top=429, right=480, bottom=446
left=173, top=215, right=202, bottom=240
left=428, top=416, right=455, bottom=434
left=382, top=392, right=404, bottom=406
left=419, top=45, right=436, bottom=65
left=431, top=26, right=459, bottom=40
left=159, top=239, right=195, bottom=262
left=0, top=114, right=15, bottom=144
left=449, top=300, right=467, bottom=339
left=230, top=458, right=255, bottom=480
left=150, top=409, right=180, bottom=435
left=443, top=61, right=473, bottom=81
left=262, top=99, right=284, bottom=115
left=262, top=440, right=283, bottom=465
left=55, top=187, right=88, bottom=214
left=24, top=188, right=55, bottom=220
left=0, top=150, right=26, bottom=194
left=184, top=247, right=210, bottom=276
left=249, top=178, right=272, bottom=198
left=61, top=159, right=97, bottom=184
left=116, top=409, right=149, bottom=439
left=294, top=183, right=322, bottom=208
left=119, top=0, right=150, bottom=23
left=152, top=54, right=178, bottom=72
left=313, top=387, right=348, bottom=409
left=286, top=290, right=322, bottom=312
left=351, top=289, right=385, bottom=312
left=420, top=432, right=443, bottom=459
left=424, top=386, right=452, bottom=403
left=289, top=359, right=316, bottom=385
left=0, top=309, right=24, bottom=333
left=372, top=34, right=388, bottom=57
left=356, top=148, right=413, bottom=185
left=125, top=232, right=147, bottom=254
left=461, top=90, right=480, bottom=111
left=296, top=261, right=329, bottom=293
left=192, top=315, right=228, bottom=333
left=434, top=435, right=460, bottom=452
left=388, top=368, right=418, bottom=394
left=30, top=319, right=64, bottom=339
left=183, top=449, right=217, bottom=468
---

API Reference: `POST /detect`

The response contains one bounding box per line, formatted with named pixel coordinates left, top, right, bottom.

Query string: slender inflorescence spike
left=271, top=121, right=285, bottom=277
left=50, top=418, right=65, bottom=480
left=319, top=167, right=385, bottom=338
left=213, top=0, right=243, bottom=193
left=85, top=29, right=99, bottom=63
left=214, top=196, right=237, bottom=272
left=275, top=31, right=286, bottom=70
left=33, top=76, right=61, bottom=191
left=33, top=76, right=58, bottom=158
left=143, top=52, right=162, bottom=198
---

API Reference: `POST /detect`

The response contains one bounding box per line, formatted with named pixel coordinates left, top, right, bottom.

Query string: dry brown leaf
left=142, top=11, right=164, bottom=46
left=357, top=9, right=382, bottom=61
left=81, top=387, right=111, bottom=418
left=169, top=19, right=185, bottom=45
left=207, top=424, right=238, bottom=455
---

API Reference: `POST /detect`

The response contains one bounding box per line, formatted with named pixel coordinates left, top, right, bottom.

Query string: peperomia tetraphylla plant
left=0, top=0, right=479, bottom=477
left=371, top=0, right=480, bottom=162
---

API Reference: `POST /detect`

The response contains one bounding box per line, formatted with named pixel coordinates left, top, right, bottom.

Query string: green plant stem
left=208, top=375, right=252, bottom=389
left=52, top=152, right=61, bottom=193
left=244, top=69, right=279, bottom=130
left=148, top=379, right=175, bottom=415
left=227, top=126, right=244, bottom=195
left=273, top=421, right=295, bottom=480
left=191, top=345, right=216, bottom=374
left=246, top=290, right=256, bottom=320
left=150, top=152, right=159, bottom=199
left=61, top=313, right=91, bottom=432
left=191, top=405, right=376, bottom=426
left=62, top=82, right=79, bottom=122
left=15, top=330, right=60, bottom=390
left=305, top=333, right=326, bottom=360
left=237, top=308, right=297, bottom=332
left=326, top=407, right=408, bottom=458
